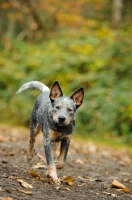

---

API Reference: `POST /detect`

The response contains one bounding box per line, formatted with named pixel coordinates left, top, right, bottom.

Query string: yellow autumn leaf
left=121, top=188, right=131, bottom=193
left=63, top=176, right=74, bottom=182
left=62, top=176, right=75, bottom=186
left=39, top=177, right=52, bottom=183
left=32, top=163, right=46, bottom=169
left=18, top=189, right=33, bottom=195
left=29, top=170, right=52, bottom=184
left=29, top=170, right=40, bottom=178
left=111, top=180, right=126, bottom=189
left=111, top=179, right=131, bottom=193
left=63, top=187, right=70, bottom=191
left=68, top=180, right=75, bottom=186
left=17, top=179, right=33, bottom=189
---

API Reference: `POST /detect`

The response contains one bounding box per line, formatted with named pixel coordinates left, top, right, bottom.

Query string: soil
left=0, top=125, right=132, bottom=200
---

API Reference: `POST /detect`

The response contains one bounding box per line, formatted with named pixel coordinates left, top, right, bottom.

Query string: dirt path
left=0, top=125, right=132, bottom=200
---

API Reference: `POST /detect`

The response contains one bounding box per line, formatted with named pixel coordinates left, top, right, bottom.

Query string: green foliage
left=0, top=25, right=132, bottom=145
left=0, top=0, right=132, bottom=144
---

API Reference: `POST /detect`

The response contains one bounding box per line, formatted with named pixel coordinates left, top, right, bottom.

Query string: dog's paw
left=47, top=175, right=60, bottom=185
left=56, top=162, right=64, bottom=169
left=51, top=177, right=60, bottom=185
left=26, top=149, right=35, bottom=162
left=47, top=166, right=60, bottom=185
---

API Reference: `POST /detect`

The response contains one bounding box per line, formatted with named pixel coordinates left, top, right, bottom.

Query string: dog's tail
left=17, top=81, right=50, bottom=94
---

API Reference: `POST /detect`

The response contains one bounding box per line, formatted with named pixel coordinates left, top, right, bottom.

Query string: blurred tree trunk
left=112, top=0, right=123, bottom=28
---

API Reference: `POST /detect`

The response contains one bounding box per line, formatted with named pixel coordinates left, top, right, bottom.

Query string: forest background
left=0, top=0, right=132, bottom=146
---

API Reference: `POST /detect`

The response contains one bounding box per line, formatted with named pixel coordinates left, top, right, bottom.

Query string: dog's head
left=49, top=81, right=84, bottom=126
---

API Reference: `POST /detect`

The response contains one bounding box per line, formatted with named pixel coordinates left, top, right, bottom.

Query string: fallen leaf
left=68, top=181, right=75, bottom=186
left=111, top=194, right=118, bottom=197
left=62, top=176, right=74, bottom=182
left=29, top=170, right=40, bottom=178
left=121, top=188, right=131, bottom=193
left=63, top=187, right=70, bottom=191
left=103, top=192, right=117, bottom=197
left=115, top=189, right=122, bottom=192
left=17, top=179, right=33, bottom=189
left=75, top=159, right=84, bottom=164
left=62, top=176, right=75, bottom=186
left=103, top=192, right=111, bottom=196
left=30, top=171, right=49, bottom=182
left=17, top=189, right=33, bottom=195
left=29, top=170, right=52, bottom=184
left=32, top=163, right=46, bottom=169
left=38, top=177, right=53, bottom=184
left=0, top=150, right=14, bottom=156
left=111, top=179, right=131, bottom=193
left=111, top=180, right=126, bottom=189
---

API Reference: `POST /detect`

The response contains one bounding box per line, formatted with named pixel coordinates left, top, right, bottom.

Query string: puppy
left=17, top=81, right=84, bottom=184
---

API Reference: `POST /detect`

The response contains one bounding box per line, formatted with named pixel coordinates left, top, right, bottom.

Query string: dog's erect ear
left=49, top=81, right=63, bottom=101
left=70, top=87, right=84, bottom=108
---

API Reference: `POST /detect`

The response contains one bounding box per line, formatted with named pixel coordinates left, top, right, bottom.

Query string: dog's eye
left=55, top=106, right=60, bottom=110
left=67, top=108, right=73, bottom=112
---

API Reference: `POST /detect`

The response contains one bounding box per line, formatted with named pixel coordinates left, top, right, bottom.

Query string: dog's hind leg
left=27, top=123, right=40, bottom=162
left=56, top=135, right=71, bottom=169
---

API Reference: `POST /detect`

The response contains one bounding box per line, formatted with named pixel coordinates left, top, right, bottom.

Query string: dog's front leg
left=44, top=137, right=60, bottom=185
left=56, top=135, right=71, bottom=169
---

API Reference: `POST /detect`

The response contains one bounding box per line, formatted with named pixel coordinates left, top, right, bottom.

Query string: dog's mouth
left=57, top=122, right=65, bottom=126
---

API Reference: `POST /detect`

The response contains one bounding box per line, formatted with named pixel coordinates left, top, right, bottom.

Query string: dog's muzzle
left=58, top=116, right=66, bottom=123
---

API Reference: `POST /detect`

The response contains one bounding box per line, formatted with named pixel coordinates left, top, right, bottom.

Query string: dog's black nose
left=58, top=116, right=66, bottom=122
